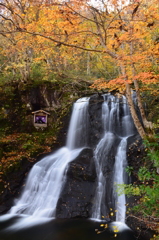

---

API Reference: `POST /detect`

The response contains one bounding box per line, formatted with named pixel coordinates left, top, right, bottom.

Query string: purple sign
left=35, top=116, right=46, bottom=124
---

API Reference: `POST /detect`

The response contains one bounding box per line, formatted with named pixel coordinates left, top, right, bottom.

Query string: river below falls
left=0, top=217, right=137, bottom=240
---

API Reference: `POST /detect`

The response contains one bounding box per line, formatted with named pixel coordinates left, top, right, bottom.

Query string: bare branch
left=64, top=2, right=104, bottom=28
left=0, top=14, right=16, bottom=26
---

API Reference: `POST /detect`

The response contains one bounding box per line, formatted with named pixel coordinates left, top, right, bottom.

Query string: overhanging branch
left=0, top=29, right=119, bottom=58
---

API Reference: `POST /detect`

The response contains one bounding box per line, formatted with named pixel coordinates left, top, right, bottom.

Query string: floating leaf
left=104, top=224, right=108, bottom=228
left=100, top=224, right=104, bottom=227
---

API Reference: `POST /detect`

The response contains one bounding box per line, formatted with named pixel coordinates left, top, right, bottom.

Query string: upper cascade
left=66, top=97, right=90, bottom=150
left=102, top=94, right=135, bottom=137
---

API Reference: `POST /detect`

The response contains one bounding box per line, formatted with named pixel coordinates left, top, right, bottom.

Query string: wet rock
left=88, top=94, right=104, bottom=147
left=56, top=148, right=96, bottom=218
left=127, top=134, right=144, bottom=183
left=126, top=216, right=155, bottom=240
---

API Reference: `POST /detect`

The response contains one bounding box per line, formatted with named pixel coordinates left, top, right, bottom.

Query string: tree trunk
left=125, top=83, right=146, bottom=139
left=40, top=86, right=50, bottom=108
left=120, top=64, right=146, bottom=139
left=87, top=52, right=91, bottom=76
left=133, top=79, right=153, bottom=131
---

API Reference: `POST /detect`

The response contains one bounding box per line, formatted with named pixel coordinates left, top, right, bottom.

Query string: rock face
left=56, top=148, right=96, bottom=218
left=88, top=94, right=104, bottom=147
left=127, top=134, right=144, bottom=183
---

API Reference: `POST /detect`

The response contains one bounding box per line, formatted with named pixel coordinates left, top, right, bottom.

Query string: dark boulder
left=56, top=148, right=96, bottom=218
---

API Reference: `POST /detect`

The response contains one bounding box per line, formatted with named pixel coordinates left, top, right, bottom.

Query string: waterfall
left=9, top=97, right=90, bottom=218
left=91, top=94, right=136, bottom=222
left=66, top=97, right=89, bottom=150
left=1, top=93, right=138, bottom=231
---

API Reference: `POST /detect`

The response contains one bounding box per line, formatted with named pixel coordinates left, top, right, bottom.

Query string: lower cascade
left=0, top=94, right=138, bottom=238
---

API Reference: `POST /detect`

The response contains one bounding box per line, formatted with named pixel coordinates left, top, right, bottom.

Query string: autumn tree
left=0, top=0, right=116, bottom=86
left=0, top=0, right=159, bottom=139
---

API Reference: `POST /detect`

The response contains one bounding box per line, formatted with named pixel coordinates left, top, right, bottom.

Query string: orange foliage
left=91, top=76, right=132, bottom=93
left=134, top=72, right=159, bottom=84
left=91, top=72, right=159, bottom=93
left=0, top=0, right=159, bottom=94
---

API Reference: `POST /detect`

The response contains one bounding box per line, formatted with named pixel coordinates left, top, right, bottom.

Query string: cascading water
left=0, top=93, right=138, bottom=240
left=113, top=138, right=127, bottom=222
left=91, top=94, right=136, bottom=222
left=91, top=131, right=115, bottom=220
left=9, top=97, right=90, bottom=218
left=66, top=97, right=89, bottom=149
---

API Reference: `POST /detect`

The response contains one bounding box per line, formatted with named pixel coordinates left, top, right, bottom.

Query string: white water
left=9, top=97, right=90, bottom=218
left=113, top=138, right=127, bottom=222
left=91, top=132, right=115, bottom=220
left=9, top=147, right=82, bottom=217
left=91, top=94, right=136, bottom=222
left=66, top=97, right=89, bottom=150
